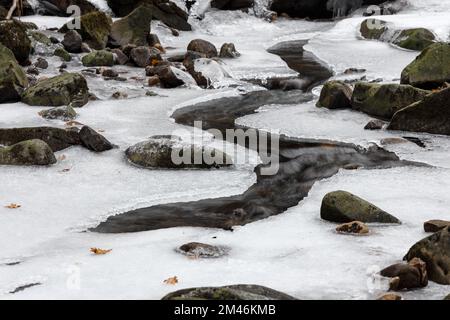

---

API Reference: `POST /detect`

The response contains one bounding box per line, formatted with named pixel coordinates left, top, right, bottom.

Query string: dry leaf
left=163, top=276, right=178, bottom=285
left=90, top=247, right=112, bottom=255
left=58, top=154, right=66, bottom=161
left=5, top=203, right=21, bottom=209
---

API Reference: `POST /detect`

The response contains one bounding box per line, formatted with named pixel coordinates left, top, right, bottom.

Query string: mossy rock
left=81, top=50, right=114, bottom=67
left=29, top=31, right=51, bottom=46
left=388, top=87, right=450, bottom=135
left=162, top=284, right=297, bottom=300
left=0, top=43, right=28, bottom=103
left=0, top=139, right=56, bottom=166
left=393, top=28, right=436, bottom=51
left=400, top=42, right=450, bottom=89
left=61, top=11, right=112, bottom=50
left=0, top=19, right=32, bottom=64
left=38, top=105, right=77, bottom=121
left=351, top=82, right=430, bottom=119
left=316, top=80, right=352, bottom=109
left=360, top=19, right=388, bottom=40
left=110, top=4, right=153, bottom=47
left=320, top=190, right=401, bottom=223
left=54, top=47, right=71, bottom=62
left=21, top=73, right=89, bottom=107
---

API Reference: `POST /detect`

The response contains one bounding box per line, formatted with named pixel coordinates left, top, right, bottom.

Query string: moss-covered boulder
left=401, top=42, right=450, bottom=89
left=0, top=139, right=56, bottom=166
left=404, top=227, right=450, bottom=285
left=81, top=50, right=114, bottom=67
left=162, top=284, right=297, bottom=300
left=0, top=19, right=32, bottom=64
left=38, top=105, right=77, bottom=121
left=110, top=4, right=153, bottom=47
left=388, top=87, right=450, bottom=135
left=61, top=11, right=112, bottom=50
left=21, top=73, right=89, bottom=107
left=29, top=31, right=51, bottom=46
left=316, top=80, right=353, bottom=109
left=320, top=190, right=401, bottom=224
left=392, top=28, right=436, bottom=51
left=360, top=19, right=389, bottom=40
left=54, top=47, right=71, bottom=62
left=351, top=82, right=430, bottom=119
left=0, top=43, right=28, bottom=103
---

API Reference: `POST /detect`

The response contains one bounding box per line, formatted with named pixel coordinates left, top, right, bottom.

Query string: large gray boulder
left=0, top=139, right=56, bottom=166
left=0, top=43, right=28, bottom=103
left=110, top=4, right=153, bottom=47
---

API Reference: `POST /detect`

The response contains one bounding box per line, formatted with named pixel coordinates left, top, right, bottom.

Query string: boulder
left=380, top=257, right=428, bottom=290
left=29, top=31, right=51, bottom=46
left=34, top=57, right=49, bottom=69
left=211, top=0, right=254, bottom=10
left=335, top=221, right=369, bottom=234
left=320, top=190, right=401, bottom=224
left=0, top=43, right=28, bottom=103
left=351, top=83, right=430, bottom=119
left=111, top=48, right=129, bottom=65
left=110, top=4, right=153, bottom=47
left=156, top=65, right=196, bottom=88
left=360, top=18, right=389, bottom=40
left=219, top=43, right=240, bottom=58
left=81, top=50, right=114, bottom=67
left=39, top=0, right=97, bottom=16
left=162, top=284, right=297, bottom=300
left=125, top=135, right=233, bottom=169
left=38, top=105, right=77, bottom=121
left=424, top=220, right=450, bottom=233
left=401, top=43, right=450, bottom=89
left=387, top=88, right=450, bottom=135
left=62, top=30, right=82, bottom=53
left=0, top=139, right=56, bottom=166
left=316, top=80, right=352, bottom=109
left=0, top=19, right=31, bottom=64
left=392, top=28, right=436, bottom=51
left=79, top=126, right=114, bottom=152
left=187, top=39, right=218, bottom=58
left=21, top=73, right=89, bottom=107
left=364, top=119, right=386, bottom=130
left=54, top=47, right=71, bottom=62
left=61, top=11, right=112, bottom=50
left=404, top=227, right=450, bottom=285
left=177, top=242, right=227, bottom=258
left=130, top=46, right=161, bottom=67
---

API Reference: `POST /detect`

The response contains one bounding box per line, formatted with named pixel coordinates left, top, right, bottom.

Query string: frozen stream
left=1, top=1, right=450, bottom=299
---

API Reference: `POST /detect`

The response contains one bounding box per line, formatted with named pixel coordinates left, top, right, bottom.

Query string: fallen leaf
left=58, top=154, right=66, bottom=161
left=5, top=203, right=21, bottom=209
left=90, top=247, right=112, bottom=255
left=163, top=276, right=178, bottom=285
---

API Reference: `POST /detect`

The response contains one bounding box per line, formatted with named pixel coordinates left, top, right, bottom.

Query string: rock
left=444, top=294, right=450, bottom=300
left=219, top=42, right=240, bottom=58
left=0, top=43, right=28, bottom=103
left=336, top=221, right=369, bottom=234
left=211, top=0, right=254, bottom=10
left=187, top=58, right=230, bottom=88
left=107, top=0, right=191, bottom=31
left=147, top=33, right=161, bottom=47
left=38, top=105, right=77, bottom=121
left=81, top=42, right=91, bottom=53
left=29, top=31, right=51, bottom=46
left=380, top=257, right=428, bottom=290
left=34, top=57, right=48, bottom=69
left=0, top=139, right=56, bottom=166
left=26, top=66, right=39, bottom=75
left=351, top=83, right=430, bottom=119
left=388, top=88, right=450, bottom=135
left=125, top=135, right=233, bottom=169
left=424, top=220, right=450, bottom=233
left=320, top=190, right=401, bottom=224
left=156, top=65, right=196, bottom=88
left=102, top=69, right=118, bottom=78
left=111, top=91, right=128, bottom=99
left=377, top=293, right=402, bottom=300
left=130, top=46, right=161, bottom=67
left=316, top=80, right=353, bottom=109
left=148, top=75, right=160, bottom=86
left=187, top=39, right=218, bottom=58
left=392, top=28, right=436, bottom=51
left=22, top=73, right=89, bottom=107
left=401, top=42, right=450, bottom=89
left=360, top=18, right=389, bottom=40
left=404, top=227, right=450, bottom=284
left=39, top=0, right=97, bottom=16
left=162, top=284, right=297, bottom=300
left=62, top=30, right=82, bottom=53
left=364, top=119, right=386, bottom=130
left=111, top=48, right=128, bottom=65
left=54, top=47, right=71, bottom=62
left=78, top=126, right=113, bottom=152
left=380, top=137, right=409, bottom=146
left=0, top=19, right=31, bottom=64
left=82, top=50, right=114, bottom=67
left=61, top=11, right=112, bottom=50
left=178, top=242, right=227, bottom=258
left=49, top=36, right=59, bottom=44
left=110, top=4, right=153, bottom=47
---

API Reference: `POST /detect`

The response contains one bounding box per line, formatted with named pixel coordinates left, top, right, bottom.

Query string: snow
left=2, top=1, right=450, bottom=300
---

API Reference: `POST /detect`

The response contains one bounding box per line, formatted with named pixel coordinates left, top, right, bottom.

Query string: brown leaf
left=163, top=276, right=178, bottom=285
left=58, top=154, right=67, bottom=161
left=5, top=203, right=21, bottom=209
left=90, top=247, right=112, bottom=255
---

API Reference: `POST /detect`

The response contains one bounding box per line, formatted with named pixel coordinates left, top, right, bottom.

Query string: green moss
left=316, top=80, right=352, bottom=109
left=360, top=19, right=388, bottom=40
left=0, top=139, right=56, bottom=166
left=54, top=47, right=72, bottom=62
left=0, top=19, right=32, bottom=64
left=29, top=31, right=51, bottom=46
left=394, top=28, right=435, bottom=51
left=0, top=43, right=28, bottom=103
left=81, top=50, right=114, bottom=67
left=110, top=4, right=153, bottom=47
